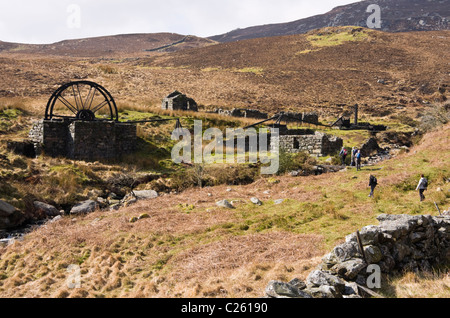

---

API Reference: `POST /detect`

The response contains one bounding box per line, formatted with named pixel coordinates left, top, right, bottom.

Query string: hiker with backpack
left=416, top=174, right=428, bottom=202
left=356, top=150, right=362, bottom=171
left=340, top=147, right=348, bottom=165
left=369, top=175, right=378, bottom=197
left=351, top=147, right=358, bottom=166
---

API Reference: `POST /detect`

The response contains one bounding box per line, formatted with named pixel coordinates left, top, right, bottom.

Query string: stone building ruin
left=271, top=126, right=343, bottom=157
left=161, top=91, right=198, bottom=112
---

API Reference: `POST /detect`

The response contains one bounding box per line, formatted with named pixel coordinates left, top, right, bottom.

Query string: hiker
left=351, top=147, right=357, bottom=166
left=369, top=175, right=378, bottom=197
left=356, top=150, right=362, bottom=171
left=339, top=147, right=348, bottom=165
left=416, top=174, right=428, bottom=202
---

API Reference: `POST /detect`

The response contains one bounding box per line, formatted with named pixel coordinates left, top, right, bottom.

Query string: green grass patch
left=307, top=27, right=370, bottom=47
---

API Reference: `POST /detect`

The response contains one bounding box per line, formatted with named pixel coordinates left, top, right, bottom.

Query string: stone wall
left=272, top=131, right=343, bottom=157
left=29, top=120, right=137, bottom=161
left=215, top=108, right=268, bottom=120
left=302, top=112, right=319, bottom=125
left=265, top=213, right=450, bottom=298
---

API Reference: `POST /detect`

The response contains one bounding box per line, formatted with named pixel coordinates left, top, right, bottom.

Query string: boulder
left=33, top=201, right=61, bottom=218
left=265, top=280, right=312, bottom=298
left=0, top=200, right=17, bottom=217
left=0, top=200, right=27, bottom=229
left=132, top=190, right=158, bottom=200
left=360, top=138, right=381, bottom=157
left=216, top=200, right=234, bottom=209
left=70, top=200, right=99, bottom=215
left=250, top=197, right=263, bottom=206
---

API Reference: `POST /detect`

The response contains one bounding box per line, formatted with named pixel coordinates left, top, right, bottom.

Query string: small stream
left=0, top=218, right=53, bottom=247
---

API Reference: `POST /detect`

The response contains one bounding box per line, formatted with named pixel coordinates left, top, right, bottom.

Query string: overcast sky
left=0, top=0, right=360, bottom=44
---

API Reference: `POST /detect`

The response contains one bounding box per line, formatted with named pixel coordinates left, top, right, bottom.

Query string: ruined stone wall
left=215, top=108, right=268, bottom=120
left=29, top=120, right=136, bottom=161
left=302, top=112, right=319, bottom=124
left=265, top=213, right=450, bottom=298
left=272, top=132, right=343, bottom=157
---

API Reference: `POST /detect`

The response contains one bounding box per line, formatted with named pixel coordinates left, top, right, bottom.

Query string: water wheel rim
left=45, top=81, right=118, bottom=121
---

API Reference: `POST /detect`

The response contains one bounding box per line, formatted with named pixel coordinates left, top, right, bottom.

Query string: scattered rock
left=216, top=200, right=234, bottom=209
left=49, top=215, right=63, bottom=223
left=250, top=197, right=263, bottom=206
left=274, top=199, right=285, bottom=205
left=132, top=190, right=158, bottom=200
left=70, top=200, right=99, bottom=215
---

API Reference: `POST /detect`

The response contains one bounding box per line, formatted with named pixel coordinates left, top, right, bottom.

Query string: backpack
left=422, top=178, right=428, bottom=189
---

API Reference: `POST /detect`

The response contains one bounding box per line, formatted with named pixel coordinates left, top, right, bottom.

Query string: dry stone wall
left=265, top=213, right=450, bottom=298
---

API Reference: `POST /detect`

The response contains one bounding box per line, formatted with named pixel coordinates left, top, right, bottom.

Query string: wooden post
left=434, top=202, right=442, bottom=216
left=356, top=230, right=367, bottom=264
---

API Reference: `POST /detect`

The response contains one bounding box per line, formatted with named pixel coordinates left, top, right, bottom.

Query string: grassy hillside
left=0, top=122, right=448, bottom=298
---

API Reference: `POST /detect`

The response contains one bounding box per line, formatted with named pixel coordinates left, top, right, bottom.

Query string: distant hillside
left=141, top=27, right=449, bottom=113
left=0, top=27, right=448, bottom=116
left=210, top=0, right=450, bottom=42
left=0, top=33, right=216, bottom=57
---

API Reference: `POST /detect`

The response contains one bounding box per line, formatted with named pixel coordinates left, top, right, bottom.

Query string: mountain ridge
left=209, top=0, right=450, bottom=43
left=0, top=33, right=217, bottom=57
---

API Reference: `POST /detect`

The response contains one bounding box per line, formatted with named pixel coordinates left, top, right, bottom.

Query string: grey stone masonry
left=265, top=213, right=450, bottom=298
left=29, top=120, right=137, bottom=161
left=272, top=131, right=343, bottom=157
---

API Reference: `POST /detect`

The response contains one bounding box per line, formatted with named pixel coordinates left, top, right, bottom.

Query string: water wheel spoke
left=91, top=100, right=109, bottom=114
left=84, top=87, right=96, bottom=110
left=76, top=84, right=85, bottom=109
left=71, top=85, right=81, bottom=111
left=57, top=96, right=78, bottom=115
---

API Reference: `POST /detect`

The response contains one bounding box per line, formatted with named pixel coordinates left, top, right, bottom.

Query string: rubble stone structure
left=29, top=120, right=137, bottom=161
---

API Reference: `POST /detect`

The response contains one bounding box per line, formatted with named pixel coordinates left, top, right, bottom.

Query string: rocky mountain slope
left=210, top=0, right=450, bottom=42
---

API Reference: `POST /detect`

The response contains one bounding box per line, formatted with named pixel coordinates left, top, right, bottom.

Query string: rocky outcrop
left=265, top=213, right=450, bottom=298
